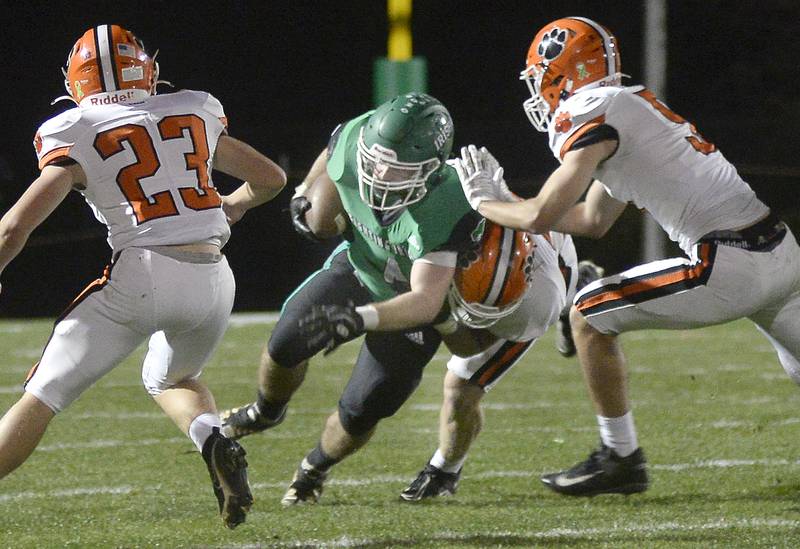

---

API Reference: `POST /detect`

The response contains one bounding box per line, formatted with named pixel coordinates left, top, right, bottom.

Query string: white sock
left=597, top=411, right=638, bottom=458
left=188, top=412, right=222, bottom=452
left=429, top=448, right=467, bottom=474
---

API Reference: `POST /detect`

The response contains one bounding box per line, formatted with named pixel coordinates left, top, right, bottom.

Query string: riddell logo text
left=89, top=91, right=136, bottom=106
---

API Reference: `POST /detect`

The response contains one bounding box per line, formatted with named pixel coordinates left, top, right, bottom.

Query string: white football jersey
left=34, top=90, right=231, bottom=251
left=548, top=85, right=768, bottom=254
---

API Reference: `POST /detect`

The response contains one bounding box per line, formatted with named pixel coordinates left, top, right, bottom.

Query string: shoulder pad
left=549, top=88, right=621, bottom=160
left=200, top=90, right=228, bottom=130
left=553, top=88, right=615, bottom=132
left=326, top=123, right=344, bottom=160
left=164, top=90, right=226, bottom=121
left=34, top=108, right=85, bottom=169
left=37, top=108, right=83, bottom=138
left=327, top=111, right=372, bottom=181
left=199, top=92, right=225, bottom=119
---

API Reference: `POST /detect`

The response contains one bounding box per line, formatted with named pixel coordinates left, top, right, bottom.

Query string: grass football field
left=1, top=315, right=799, bottom=548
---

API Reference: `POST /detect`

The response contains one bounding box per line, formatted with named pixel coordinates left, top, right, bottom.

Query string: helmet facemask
left=447, top=286, right=525, bottom=329
left=520, top=63, right=556, bottom=132
left=357, top=128, right=441, bottom=211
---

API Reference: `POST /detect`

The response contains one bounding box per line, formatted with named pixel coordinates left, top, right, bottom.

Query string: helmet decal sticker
left=537, top=27, right=568, bottom=62
left=434, top=116, right=452, bottom=152
left=117, top=43, right=136, bottom=58
left=122, top=66, right=144, bottom=82
left=554, top=111, right=573, bottom=134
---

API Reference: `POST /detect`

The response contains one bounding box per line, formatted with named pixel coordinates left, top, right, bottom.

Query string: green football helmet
left=357, top=92, right=454, bottom=211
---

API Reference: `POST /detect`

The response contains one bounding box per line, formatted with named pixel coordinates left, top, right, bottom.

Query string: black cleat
left=541, top=444, right=648, bottom=496
left=219, top=402, right=286, bottom=440
left=400, top=464, right=461, bottom=502
left=555, top=311, right=576, bottom=358
left=281, top=459, right=328, bottom=506
left=202, top=428, right=254, bottom=529
left=556, top=260, right=605, bottom=358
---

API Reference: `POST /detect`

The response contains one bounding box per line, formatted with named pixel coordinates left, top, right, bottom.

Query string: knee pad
left=337, top=390, right=410, bottom=437
left=266, top=325, right=309, bottom=368
left=337, top=400, right=381, bottom=436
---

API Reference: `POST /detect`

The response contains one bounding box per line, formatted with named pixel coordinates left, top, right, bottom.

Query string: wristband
left=355, top=304, right=379, bottom=330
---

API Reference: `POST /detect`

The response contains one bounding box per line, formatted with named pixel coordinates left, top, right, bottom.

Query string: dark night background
left=1, top=1, right=798, bottom=317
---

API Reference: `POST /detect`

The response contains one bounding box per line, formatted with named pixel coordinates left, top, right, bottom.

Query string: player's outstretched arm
left=213, top=135, right=287, bottom=225
left=0, top=164, right=78, bottom=277
left=477, top=140, right=616, bottom=234
left=367, top=259, right=455, bottom=332
left=297, top=258, right=455, bottom=355
left=553, top=179, right=627, bottom=238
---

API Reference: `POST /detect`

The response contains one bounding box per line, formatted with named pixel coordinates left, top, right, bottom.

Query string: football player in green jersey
left=221, top=93, right=483, bottom=504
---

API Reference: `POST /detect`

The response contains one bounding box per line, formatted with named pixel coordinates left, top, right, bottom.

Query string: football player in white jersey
left=0, top=25, right=286, bottom=528
left=456, top=16, right=800, bottom=497
left=399, top=219, right=588, bottom=500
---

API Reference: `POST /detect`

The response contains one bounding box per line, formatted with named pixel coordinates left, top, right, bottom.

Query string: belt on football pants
left=698, top=212, right=786, bottom=252
left=141, top=245, right=223, bottom=264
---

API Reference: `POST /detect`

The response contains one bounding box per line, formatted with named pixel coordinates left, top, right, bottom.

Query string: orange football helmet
left=520, top=17, right=622, bottom=132
left=449, top=221, right=536, bottom=329
left=61, top=24, right=159, bottom=105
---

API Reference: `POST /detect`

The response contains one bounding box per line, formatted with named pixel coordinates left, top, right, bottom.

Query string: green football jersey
left=326, top=113, right=480, bottom=301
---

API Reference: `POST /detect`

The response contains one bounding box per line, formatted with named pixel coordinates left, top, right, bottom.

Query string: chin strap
left=154, top=79, right=174, bottom=93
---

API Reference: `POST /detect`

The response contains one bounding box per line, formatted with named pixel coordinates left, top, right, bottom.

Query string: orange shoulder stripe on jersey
left=38, top=146, right=72, bottom=170
left=576, top=244, right=713, bottom=313
left=559, top=115, right=605, bottom=160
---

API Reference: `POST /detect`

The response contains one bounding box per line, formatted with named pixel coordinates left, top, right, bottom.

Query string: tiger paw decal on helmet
left=521, top=17, right=622, bottom=132
left=538, top=27, right=568, bottom=61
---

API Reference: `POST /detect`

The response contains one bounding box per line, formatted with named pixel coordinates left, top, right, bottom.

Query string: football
left=304, top=174, right=348, bottom=239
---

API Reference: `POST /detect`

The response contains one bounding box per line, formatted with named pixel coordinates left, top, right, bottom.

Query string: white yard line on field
left=697, top=417, right=800, bottom=429
left=36, top=437, right=186, bottom=451
left=229, top=518, right=800, bottom=548
left=3, top=460, right=800, bottom=506
left=227, top=312, right=281, bottom=326
left=0, top=485, right=134, bottom=503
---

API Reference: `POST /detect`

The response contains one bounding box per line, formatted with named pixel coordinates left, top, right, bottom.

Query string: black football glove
left=289, top=196, right=320, bottom=242
left=298, top=303, right=365, bottom=356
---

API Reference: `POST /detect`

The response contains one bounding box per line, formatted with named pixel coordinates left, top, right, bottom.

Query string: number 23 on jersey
left=93, top=114, right=222, bottom=224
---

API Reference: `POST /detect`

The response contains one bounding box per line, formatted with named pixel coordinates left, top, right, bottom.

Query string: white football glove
left=477, top=146, right=517, bottom=202
left=454, top=144, right=510, bottom=210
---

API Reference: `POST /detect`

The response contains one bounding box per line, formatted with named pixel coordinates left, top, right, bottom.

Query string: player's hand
left=454, top=144, right=506, bottom=210
left=478, top=146, right=517, bottom=202
left=298, top=302, right=365, bottom=355
left=289, top=196, right=321, bottom=242
left=221, top=195, right=247, bottom=226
